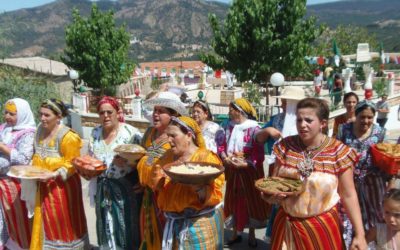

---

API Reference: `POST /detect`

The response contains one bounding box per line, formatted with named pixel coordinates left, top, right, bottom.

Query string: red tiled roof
left=139, top=61, right=205, bottom=76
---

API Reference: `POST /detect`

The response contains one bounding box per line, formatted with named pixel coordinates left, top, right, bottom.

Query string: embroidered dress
left=156, top=148, right=224, bottom=250
left=30, top=125, right=89, bottom=250
left=89, top=123, right=142, bottom=250
left=222, top=121, right=269, bottom=231
left=271, top=136, right=357, bottom=249
left=0, top=124, right=34, bottom=250
left=201, top=121, right=225, bottom=154
left=337, top=123, right=387, bottom=235
left=137, top=128, right=170, bottom=250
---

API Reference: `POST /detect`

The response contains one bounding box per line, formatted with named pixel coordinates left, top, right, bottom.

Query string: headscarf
left=355, top=99, right=376, bottom=116
left=41, top=99, right=67, bottom=117
left=231, top=98, right=258, bottom=120
left=0, top=98, right=36, bottom=144
left=171, top=116, right=206, bottom=149
left=4, top=98, right=36, bottom=131
left=97, top=96, right=124, bottom=122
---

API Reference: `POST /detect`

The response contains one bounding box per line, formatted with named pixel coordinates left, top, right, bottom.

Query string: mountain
left=307, top=0, right=400, bottom=50
left=0, top=0, right=228, bottom=61
left=0, top=0, right=399, bottom=61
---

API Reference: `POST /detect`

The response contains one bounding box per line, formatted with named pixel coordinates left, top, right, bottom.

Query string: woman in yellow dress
left=30, top=99, right=88, bottom=250
left=152, top=116, right=224, bottom=249
left=137, top=92, right=187, bottom=249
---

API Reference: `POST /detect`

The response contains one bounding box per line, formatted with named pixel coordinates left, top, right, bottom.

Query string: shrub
left=0, top=67, right=61, bottom=123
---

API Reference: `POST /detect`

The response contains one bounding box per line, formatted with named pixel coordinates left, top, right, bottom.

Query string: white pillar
left=342, top=68, right=353, bottom=93
left=131, top=97, right=142, bottom=119
left=387, top=72, right=395, bottom=96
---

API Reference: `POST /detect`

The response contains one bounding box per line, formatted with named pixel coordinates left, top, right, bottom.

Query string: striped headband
left=230, top=102, right=247, bottom=117
left=42, top=99, right=62, bottom=116
left=355, top=100, right=376, bottom=115
left=170, top=116, right=196, bottom=138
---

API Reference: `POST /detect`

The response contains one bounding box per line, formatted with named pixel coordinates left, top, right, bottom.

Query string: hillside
left=0, top=0, right=228, bottom=61
left=0, top=0, right=400, bottom=61
left=307, top=0, right=400, bottom=50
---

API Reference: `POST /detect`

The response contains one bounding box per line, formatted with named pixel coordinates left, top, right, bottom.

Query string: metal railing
left=207, top=102, right=281, bottom=123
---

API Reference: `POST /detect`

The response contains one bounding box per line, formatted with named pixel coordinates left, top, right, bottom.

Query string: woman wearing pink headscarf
left=86, top=96, right=143, bottom=249
left=0, top=98, right=36, bottom=250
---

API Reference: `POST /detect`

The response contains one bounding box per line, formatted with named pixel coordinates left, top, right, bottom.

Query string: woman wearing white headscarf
left=0, top=98, right=36, bottom=250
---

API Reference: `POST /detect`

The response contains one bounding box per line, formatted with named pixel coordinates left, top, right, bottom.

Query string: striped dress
left=30, top=125, right=89, bottom=250
left=271, top=135, right=358, bottom=249
left=222, top=122, right=270, bottom=231
left=0, top=125, right=35, bottom=249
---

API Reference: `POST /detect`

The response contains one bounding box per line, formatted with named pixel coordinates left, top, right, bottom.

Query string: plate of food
left=114, top=144, right=146, bottom=164
left=162, top=161, right=224, bottom=185
left=72, top=155, right=107, bottom=180
left=8, top=165, right=54, bottom=180
left=255, top=176, right=304, bottom=196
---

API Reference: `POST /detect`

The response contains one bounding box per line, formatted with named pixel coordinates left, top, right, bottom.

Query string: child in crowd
left=367, top=188, right=400, bottom=249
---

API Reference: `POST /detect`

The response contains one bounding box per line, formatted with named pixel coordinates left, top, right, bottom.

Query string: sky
left=0, top=0, right=341, bottom=12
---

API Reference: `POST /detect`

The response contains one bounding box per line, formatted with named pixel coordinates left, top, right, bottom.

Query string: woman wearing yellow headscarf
left=151, top=116, right=225, bottom=250
left=221, top=98, right=270, bottom=248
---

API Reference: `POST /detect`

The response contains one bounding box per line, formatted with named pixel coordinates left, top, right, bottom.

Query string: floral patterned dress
left=89, top=122, right=143, bottom=250
left=337, top=123, right=388, bottom=247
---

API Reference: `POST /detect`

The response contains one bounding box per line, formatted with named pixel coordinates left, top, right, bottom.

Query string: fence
left=207, top=102, right=281, bottom=123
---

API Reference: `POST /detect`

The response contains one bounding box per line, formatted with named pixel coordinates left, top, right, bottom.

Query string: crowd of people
left=0, top=89, right=399, bottom=250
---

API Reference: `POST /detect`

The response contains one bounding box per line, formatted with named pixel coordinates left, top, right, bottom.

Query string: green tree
left=201, top=0, right=323, bottom=84
left=62, top=4, right=133, bottom=96
left=0, top=66, right=61, bottom=122
left=312, top=25, right=378, bottom=57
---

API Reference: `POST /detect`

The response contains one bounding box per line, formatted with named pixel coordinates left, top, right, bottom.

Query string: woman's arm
left=338, top=169, right=368, bottom=250
left=255, top=127, right=282, bottom=144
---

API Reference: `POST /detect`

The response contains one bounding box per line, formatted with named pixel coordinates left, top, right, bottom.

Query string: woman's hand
left=0, top=143, right=11, bottom=156
left=150, top=164, right=165, bottom=191
left=230, top=158, right=248, bottom=168
left=260, top=192, right=287, bottom=204
left=350, top=234, right=368, bottom=250
left=38, top=172, right=59, bottom=182
left=189, top=184, right=208, bottom=203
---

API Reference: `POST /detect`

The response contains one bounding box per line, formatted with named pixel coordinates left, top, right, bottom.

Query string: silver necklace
left=297, top=136, right=327, bottom=179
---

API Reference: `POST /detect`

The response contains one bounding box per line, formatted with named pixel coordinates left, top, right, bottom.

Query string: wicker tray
left=8, top=165, right=54, bottom=180
left=255, top=177, right=304, bottom=196
left=114, top=144, right=146, bottom=164
left=162, top=161, right=224, bottom=185
left=72, top=155, right=107, bottom=180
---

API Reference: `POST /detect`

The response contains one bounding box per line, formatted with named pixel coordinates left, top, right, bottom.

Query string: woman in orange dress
left=152, top=116, right=224, bottom=249
left=137, top=92, right=188, bottom=250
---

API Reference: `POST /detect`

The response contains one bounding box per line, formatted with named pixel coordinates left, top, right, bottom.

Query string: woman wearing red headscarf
left=86, top=96, right=143, bottom=249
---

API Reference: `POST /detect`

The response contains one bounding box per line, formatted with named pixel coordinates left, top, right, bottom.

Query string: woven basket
left=72, top=155, right=107, bottom=180
left=371, top=144, right=400, bottom=175
left=254, top=177, right=304, bottom=196
left=162, top=161, right=224, bottom=185
left=114, top=144, right=146, bottom=164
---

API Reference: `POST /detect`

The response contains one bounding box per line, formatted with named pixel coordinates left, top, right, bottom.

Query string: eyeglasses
left=99, top=110, right=114, bottom=115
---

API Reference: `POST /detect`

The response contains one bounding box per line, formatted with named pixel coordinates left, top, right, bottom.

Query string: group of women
left=0, top=89, right=397, bottom=249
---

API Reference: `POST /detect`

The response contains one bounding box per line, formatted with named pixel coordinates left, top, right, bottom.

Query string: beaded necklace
left=297, top=135, right=328, bottom=179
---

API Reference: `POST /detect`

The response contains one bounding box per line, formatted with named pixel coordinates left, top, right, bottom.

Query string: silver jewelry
left=298, top=152, right=314, bottom=178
